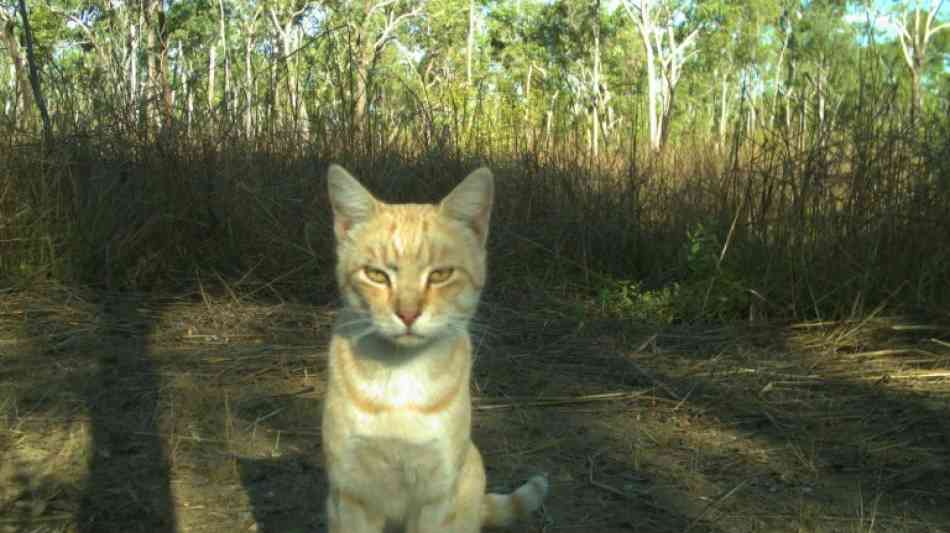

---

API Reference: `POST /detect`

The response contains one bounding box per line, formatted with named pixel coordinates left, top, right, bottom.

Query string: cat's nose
left=397, top=310, right=420, bottom=328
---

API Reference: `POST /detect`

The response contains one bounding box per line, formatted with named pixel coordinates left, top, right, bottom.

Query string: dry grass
left=2, top=285, right=949, bottom=532
left=3, top=112, right=950, bottom=322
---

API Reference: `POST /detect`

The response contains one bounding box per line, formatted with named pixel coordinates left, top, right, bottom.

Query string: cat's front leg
left=406, top=498, right=477, bottom=533
left=326, top=487, right=385, bottom=533
left=406, top=444, right=486, bottom=533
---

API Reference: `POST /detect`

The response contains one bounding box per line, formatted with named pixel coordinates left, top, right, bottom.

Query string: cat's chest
left=329, top=359, right=470, bottom=458
left=325, top=335, right=471, bottom=454
left=358, top=366, right=441, bottom=407
left=341, top=366, right=468, bottom=441
left=330, top=378, right=467, bottom=494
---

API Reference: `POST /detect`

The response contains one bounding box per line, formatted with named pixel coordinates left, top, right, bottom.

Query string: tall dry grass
left=1, top=83, right=948, bottom=322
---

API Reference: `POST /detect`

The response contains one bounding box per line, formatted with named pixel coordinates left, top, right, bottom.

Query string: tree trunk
left=525, top=64, right=533, bottom=126
left=910, top=69, right=920, bottom=126
left=245, top=33, right=254, bottom=138
left=219, top=0, right=230, bottom=115
left=718, top=76, right=729, bottom=149
left=4, top=63, right=14, bottom=117
left=285, top=29, right=298, bottom=129
left=591, top=1, right=601, bottom=158
left=144, top=0, right=156, bottom=128
left=354, top=41, right=374, bottom=127
left=466, top=0, right=475, bottom=86
left=155, top=0, right=173, bottom=129
left=293, top=27, right=309, bottom=139
left=16, top=0, right=51, bottom=144
left=642, top=36, right=659, bottom=151
left=129, top=20, right=138, bottom=106
left=208, top=45, right=216, bottom=110
left=659, top=80, right=674, bottom=150
left=1, top=18, right=30, bottom=127
left=771, top=30, right=791, bottom=129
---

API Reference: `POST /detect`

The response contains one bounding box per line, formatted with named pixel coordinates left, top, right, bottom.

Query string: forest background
left=2, top=0, right=949, bottom=321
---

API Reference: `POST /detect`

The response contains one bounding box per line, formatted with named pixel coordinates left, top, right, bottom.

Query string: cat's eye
left=428, top=268, right=454, bottom=285
left=364, top=267, right=390, bottom=285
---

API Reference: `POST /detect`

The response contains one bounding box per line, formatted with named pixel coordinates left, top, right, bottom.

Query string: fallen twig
left=684, top=480, right=748, bottom=532
left=587, top=455, right=634, bottom=500
left=474, top=391, right=648, bottom=410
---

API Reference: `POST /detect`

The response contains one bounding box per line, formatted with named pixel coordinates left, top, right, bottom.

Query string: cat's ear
left=327, top=164, right=377, bottom=241
left=440, top=167, right=494, bottom=246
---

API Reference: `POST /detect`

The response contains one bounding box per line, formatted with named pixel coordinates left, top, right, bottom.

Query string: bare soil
left=2, top=286, right=949, bottom=532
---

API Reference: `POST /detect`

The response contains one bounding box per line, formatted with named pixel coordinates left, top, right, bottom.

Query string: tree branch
left=374, top=3, right=423, bottom=51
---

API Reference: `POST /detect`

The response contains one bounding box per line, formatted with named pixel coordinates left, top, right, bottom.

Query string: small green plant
left=596, top=279, right=678, bottom=325
left=676, top=222, right=751, bottom=322
left=685, top=223, right=719, bottom=277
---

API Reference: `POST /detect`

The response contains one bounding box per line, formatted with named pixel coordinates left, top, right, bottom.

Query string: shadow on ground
left=239, top=455, right=326, bottom=533
left=3, top=287, right=949, bottom=533
left=3, top=290, right=176, bottom=533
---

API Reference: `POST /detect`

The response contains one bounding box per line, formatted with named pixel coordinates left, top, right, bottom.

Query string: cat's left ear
left=327, top=164, right=377, bottom=241
left=440, top=167, right=494, bottom=247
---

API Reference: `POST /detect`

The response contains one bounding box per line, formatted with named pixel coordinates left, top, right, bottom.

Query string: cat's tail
left=480, top=474, right=549, bottom=528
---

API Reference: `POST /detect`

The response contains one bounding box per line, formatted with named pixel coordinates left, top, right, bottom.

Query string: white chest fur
left=322, top=333, right=472, bottom=514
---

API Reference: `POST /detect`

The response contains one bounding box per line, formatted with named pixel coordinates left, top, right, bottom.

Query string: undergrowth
left=1, top=112, right=949, bottom=323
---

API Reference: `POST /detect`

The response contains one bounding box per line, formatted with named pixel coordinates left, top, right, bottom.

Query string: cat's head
left=328, top=165, right=493, bottom=347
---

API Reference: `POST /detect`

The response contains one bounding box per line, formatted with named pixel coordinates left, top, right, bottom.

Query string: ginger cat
left=321, top=165, right=548, bottom=532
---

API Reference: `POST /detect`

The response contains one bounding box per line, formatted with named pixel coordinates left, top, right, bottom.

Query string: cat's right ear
left=327, top=164, right=377, bottom=241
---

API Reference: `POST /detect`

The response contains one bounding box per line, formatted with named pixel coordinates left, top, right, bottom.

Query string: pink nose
left=398, top=310, right=420, bottom=327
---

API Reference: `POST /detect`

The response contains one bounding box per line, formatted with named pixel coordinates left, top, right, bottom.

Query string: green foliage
left=595, top=223, right=756, bottom=324
left=2, top=0, right=949, bottom=321
left=675, top=223, right=750, bottom=322
left=596, top=279, right=678, bottom=325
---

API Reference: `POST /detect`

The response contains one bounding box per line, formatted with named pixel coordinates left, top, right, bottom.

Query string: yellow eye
left=428, top=268, right=454, bottom=285
left=364, top=267, right=390, bottom=285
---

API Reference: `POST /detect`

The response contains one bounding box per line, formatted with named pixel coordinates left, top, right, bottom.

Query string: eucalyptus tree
left=16, top=0, right=50, bottom=143
left=772, top=1, right=856, bottom=143
left=884, top=0, right=950, bottom=123
left=1, top=4, right=32, bottom=126
left=326, top=0, right=425, bottom=128
left=389, top=0, right=476, bottom=146
left=2, top=0, right=62, bottom=132
left=621, top=0, right=701, bottom=152
left=690, top=0, right=781, bottom=147
left=240, top=5, right=263, bottom=138
left=486, top=0, right=551, bottom=139
left=268, top=0, right=314, bottom=137
left=531, top=0, right=623, bottom=156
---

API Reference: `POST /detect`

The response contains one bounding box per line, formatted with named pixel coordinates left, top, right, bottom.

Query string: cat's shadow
left=238, top=456, right=425, bottom=533
left=239, top=454, right=327, bottom=533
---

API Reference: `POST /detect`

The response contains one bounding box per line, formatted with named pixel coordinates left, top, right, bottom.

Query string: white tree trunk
left=643, top=34, right=659, bottom=150
left=623, top=0, right=696, bottom=152
left=245, top=35, right=254, bottom=138
left=219, top=0, right=230, bottom=113
left=890, top=0, right=950, bottom=123
left=466, top=0, right=475, bottom=86
left=208, top=45, right=216, bottom=111
left=592, top=8, right=601, bottom=158
left=130, top=23, right=138, bottom=105
left=718, top=75, right=729, bottom=148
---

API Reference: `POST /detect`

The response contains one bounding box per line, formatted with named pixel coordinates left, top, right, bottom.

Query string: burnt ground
left=2, top=286, right=950, bottom=533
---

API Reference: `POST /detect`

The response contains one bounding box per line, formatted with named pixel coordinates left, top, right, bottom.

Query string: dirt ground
left=2, top=286, right=950, bottom=532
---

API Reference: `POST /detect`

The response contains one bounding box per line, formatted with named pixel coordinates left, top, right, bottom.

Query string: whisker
left=351, top=327, right=377, bottom=344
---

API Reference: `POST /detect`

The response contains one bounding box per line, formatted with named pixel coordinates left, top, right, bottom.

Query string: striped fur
left=321, top=165, right=547, bottom=532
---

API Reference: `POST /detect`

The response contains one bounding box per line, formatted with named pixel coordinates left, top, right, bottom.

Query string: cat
left=321, top=165, right=548, bottom=532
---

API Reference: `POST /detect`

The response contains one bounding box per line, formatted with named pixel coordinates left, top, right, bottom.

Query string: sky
left=843, top=0, right=950, bottom=39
